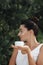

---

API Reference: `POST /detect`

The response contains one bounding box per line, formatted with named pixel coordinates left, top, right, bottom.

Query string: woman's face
left=18, top=25, right=31, bottom=42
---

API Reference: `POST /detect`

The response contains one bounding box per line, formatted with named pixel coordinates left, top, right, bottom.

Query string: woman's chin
left=21, top=39, right=26, bottom=42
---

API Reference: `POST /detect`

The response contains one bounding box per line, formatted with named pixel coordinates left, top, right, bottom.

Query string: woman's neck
left=25, top=37, right=40, bottom=50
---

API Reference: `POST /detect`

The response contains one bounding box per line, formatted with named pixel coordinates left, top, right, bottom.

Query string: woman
left=9, top=19, right=43, bottom=65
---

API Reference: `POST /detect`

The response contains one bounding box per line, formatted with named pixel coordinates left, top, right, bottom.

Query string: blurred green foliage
left=0, top=0, right=43, bottom=65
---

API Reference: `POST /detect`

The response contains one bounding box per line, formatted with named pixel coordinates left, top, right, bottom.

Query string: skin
left=9, top=25, right=43, bottom=65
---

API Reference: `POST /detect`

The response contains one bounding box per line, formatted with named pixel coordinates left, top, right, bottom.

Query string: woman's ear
left=30, top=29, right=34, bottom=35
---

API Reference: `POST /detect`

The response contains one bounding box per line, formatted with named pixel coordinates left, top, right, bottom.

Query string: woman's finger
left=17, top=46, right=24, bottom=50
left=11, top=45, right=15, bottom=48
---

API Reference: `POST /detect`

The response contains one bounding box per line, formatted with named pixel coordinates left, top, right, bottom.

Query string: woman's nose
left=17, top=32, right=20, bottom=37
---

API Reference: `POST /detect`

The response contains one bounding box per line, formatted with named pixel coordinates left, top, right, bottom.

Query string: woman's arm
left=36, top=46, right=43, bottom=65
left=25, top=45, right=43, bottom=65
left=27, top=49, right=36, bottom=65
left=9, top=46, right=18, bottom=65
left=17, top=45, right=36, bottom=65
left=18, top=45, right=36, bottom=65
left=9, top=45, right=43, bottom=65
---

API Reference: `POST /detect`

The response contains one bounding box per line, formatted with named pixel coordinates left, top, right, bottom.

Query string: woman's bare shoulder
left=36, top=44, right=43, bottom=65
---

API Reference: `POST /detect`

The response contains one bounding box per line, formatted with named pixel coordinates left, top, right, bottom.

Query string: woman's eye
left=20, top=30, right=23, bottom=33
left=20, top=31, right=22, bottom=33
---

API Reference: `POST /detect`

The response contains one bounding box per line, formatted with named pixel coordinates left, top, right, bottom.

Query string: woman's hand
left=18, top=45, right=31, bottom=54
left=11, top=45, right=31, bottom=54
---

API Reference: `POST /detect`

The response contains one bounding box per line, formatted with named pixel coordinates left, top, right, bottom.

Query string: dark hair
left=20, top=18, right=39, bottom=36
